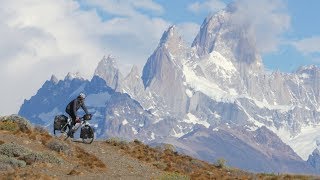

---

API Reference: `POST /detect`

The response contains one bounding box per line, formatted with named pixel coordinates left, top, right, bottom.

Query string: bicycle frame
left=64, top=115, right=94, bottom=144
left=71, top=118, right=88, bottom=132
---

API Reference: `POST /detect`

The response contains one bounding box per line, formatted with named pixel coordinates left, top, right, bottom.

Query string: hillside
left=0, top=115, right=317, bottom=179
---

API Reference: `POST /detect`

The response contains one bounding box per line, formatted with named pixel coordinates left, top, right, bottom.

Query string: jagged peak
left=191, top=9, right=231, bottom=54
left=296, top=65, right=319, bottom=73
left=64, top=72, right=84, bottom=81
left=50, top=74, right=59, bottom=84
left=154, top=25, right=189, bottom=61
left=271, top=69, right=283, bottom=76
left=159, top=25, right=184, bottom=46
left=94, top=55, right=123, bottom=90
left=142, top=26, right=188, bottom=88
left=94, top=55, right=120, bottom=76
left=99, top=55, right=118, bottom=68
left=201, top=9, right=229, bottom=29
left=192, top=7, right=262, bottom=66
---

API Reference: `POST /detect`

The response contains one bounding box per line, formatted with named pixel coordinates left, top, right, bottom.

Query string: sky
left=1, top=0, right=320, bottom=115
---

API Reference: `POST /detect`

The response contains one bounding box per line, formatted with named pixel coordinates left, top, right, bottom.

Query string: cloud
left=228, top=0, right=290, bottom=54
left=188, top=0, right=226, bottom=14
left=0, top=0, right=172, bottom=115
left=291, top=36, right=320, bottom=62
left=131, top=0, right=164, bottom=14
left=78, top=0, right=164, bottom=16
left=292, top=36, right=320, bottom=55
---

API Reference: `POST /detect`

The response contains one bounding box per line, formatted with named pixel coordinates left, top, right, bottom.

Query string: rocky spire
left=192, top=9, right=262, bottom=69
left=50, top=75, right=59, bottom=84
left=160, top=25, right=179, bottom=44
left=141, top=25, right=189, bottom=116
left=142, top=26, right=188, bottom=88
left=64, top=72, right=84, bottom=81
left=94, top=55, right=123, bottom=90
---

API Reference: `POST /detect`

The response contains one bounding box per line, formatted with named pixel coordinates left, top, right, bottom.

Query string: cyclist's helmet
left=78, top=93, right=86, bottom=99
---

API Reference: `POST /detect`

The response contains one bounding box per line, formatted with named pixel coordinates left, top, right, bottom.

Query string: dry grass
left=68, top=169, right=83, bottom=176
left=34, top=125, right=49, bottom=134
left=256, top=173, right=315, bottom=180
left=0, top=121, right=19, bottom=132
left=0, top=115, right=32, bottom=133
left=4, top=171, right=56, bottom=180
left=105, top=139, right=316, bottom=180
left=159, top=172, right=190, bottom=180
left=106, top=137, right=128, bottom=147
left=106, top=139, right=235, bottom=179
left=0, top=115, right=52, bottom=145
left=74, top=146, right=106, bottom=170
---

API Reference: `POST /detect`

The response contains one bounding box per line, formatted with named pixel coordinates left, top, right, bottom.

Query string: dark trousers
left=66, top=111, right=77, bottom=130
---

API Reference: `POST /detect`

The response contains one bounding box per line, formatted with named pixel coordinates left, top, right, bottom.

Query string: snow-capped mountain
left=18, top=6, right=320, bottom=174
left=186, top=7, right=320, bottom=161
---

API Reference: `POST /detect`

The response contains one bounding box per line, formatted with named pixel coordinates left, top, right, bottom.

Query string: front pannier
left=80, top=125, right=94, bottom=139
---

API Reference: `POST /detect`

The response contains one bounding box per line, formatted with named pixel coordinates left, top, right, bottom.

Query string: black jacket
left=65, top=98, right=89, bottom=117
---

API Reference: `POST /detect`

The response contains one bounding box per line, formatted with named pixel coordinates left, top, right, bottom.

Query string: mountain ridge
left=18, top=7, right=320, bottom=174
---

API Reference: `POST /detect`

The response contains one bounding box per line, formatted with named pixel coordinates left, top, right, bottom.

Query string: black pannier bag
left=53, top=114, right=68, bottom=134
left=80, top=125, right=94, bottom=139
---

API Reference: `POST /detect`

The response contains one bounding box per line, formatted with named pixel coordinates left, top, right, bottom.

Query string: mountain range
left=19, top=6, right=320, bottom=174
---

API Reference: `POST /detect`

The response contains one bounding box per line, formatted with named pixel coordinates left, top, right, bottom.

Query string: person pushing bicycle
left=65, top=92, right=89, bottom=138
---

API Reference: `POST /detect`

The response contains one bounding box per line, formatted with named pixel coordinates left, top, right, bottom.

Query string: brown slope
left=0, top=115, right=317, bottom=180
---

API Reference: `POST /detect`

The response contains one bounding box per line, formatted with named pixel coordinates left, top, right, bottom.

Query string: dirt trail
left=69, top=139, right=163, bottom=180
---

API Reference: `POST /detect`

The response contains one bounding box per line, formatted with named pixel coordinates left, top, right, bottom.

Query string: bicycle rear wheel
left=81, top=126, right=94, bottom=144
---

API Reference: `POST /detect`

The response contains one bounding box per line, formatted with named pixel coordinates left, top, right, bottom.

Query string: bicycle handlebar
left=81, top=114, right=92, bottom=121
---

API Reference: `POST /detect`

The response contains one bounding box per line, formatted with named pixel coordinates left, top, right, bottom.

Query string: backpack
left=53, top=114, right=68, bottom=134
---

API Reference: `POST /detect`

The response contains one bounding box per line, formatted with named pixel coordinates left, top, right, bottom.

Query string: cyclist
left=65, top=92, right=89, bottom=138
